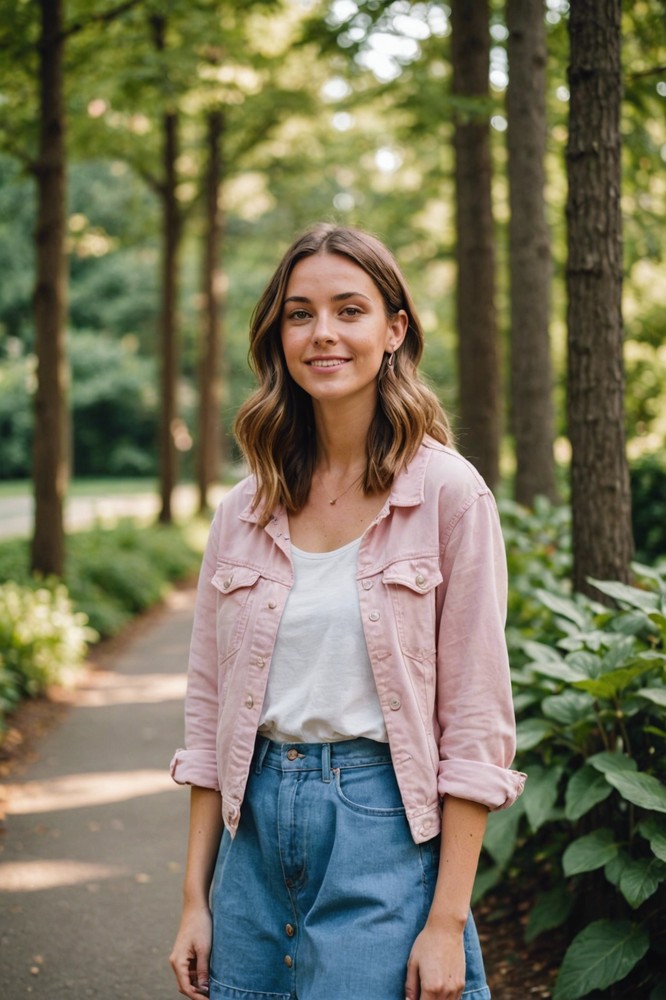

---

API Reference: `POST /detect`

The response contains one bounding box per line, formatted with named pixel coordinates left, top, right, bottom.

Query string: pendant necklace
left=317, top=470, right=364, bottom=505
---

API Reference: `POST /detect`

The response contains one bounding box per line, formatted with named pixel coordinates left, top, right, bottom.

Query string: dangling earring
left=387, top=352, right=395, bottom=369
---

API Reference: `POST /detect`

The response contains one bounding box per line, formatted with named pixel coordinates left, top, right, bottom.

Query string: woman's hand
left=404, top=922, right=466, bottom=1000
left=169, top=902, right=213, bottom=998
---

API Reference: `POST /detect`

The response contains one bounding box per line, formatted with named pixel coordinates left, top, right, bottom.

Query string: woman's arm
left=405, top=795, right=488, bottom=1000
left=170, top=786, right=224, bottom=999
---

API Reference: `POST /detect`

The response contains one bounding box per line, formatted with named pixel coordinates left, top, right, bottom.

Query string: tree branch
left=62, top=0, right=145, bottom=40
left=627, top=63, right=666, bottom=81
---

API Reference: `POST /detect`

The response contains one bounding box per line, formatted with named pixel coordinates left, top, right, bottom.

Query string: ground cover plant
left=0, top=519, right=203, bottom=735
left=485, top=500, right=666, bottom=1000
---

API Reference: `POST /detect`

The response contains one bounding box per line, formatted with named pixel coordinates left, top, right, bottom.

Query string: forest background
left=0, top=1, right=665, bottom=999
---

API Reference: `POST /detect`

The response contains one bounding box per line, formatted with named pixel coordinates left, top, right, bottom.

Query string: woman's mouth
left=307, top=358, right=350, bottom=368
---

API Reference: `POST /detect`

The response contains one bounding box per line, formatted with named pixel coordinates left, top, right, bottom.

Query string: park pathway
left=0, top=588, right=196, bottom=999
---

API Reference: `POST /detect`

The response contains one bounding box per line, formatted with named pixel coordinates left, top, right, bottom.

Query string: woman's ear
left=386, top=309, right=408, bottom=353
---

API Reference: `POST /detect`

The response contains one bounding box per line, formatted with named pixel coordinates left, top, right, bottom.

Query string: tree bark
left=506, top=0, right=557, bottom=506
left=566, top=0, right=633, bottom=595
left=151, top=14, right=181, bottom=525
left=450, top=0, right=500, bottom=489
left=197, top=109, right=225, bottom=514
left=31, top=0, right=68, bottom=577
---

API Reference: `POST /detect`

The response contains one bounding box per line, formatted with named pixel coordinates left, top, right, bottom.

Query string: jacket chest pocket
left=211, top=563, right=261, bottom=665
left=382, top=558, right=442, bottom=662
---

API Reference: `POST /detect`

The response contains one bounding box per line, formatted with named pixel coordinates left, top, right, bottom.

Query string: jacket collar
left=238, top=439, right=433, bottom=526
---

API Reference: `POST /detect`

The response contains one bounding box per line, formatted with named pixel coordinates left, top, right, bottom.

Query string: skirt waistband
left=253, top=735, right=392, bottom=782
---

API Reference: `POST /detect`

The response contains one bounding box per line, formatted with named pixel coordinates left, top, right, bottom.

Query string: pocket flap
left=381, top=559, right=442, bottom=594
left=211, top=564, right=261, bottom=594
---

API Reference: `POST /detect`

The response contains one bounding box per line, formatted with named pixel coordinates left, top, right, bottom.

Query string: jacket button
left=268, top=600, right=277, bottom=609
left=369, top=611, right=380, bottom=622
left=255, top=657, right=266, bottom=668
left=362, top=579, right=373, bottom=590
left=389, top=697, right=401, bottom=711
left=285, top=923, right=295, bottom=937
left=245, top=695, right=254, bottom=709
left=284, top=955, right=293, bottom=968
left=415, top=573, right=426, bottom=588
left=223, top=576, right=232, bottom=589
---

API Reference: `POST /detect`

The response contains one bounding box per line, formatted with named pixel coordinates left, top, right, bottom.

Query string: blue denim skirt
left=209, top=737, right=491, bottom=1000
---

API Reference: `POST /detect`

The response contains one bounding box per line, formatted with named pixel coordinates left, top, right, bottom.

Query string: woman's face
left=280, top=253, right=406, bottom=412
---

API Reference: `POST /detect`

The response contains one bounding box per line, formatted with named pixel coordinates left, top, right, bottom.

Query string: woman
left=169, top=224, right=525, bottom=1000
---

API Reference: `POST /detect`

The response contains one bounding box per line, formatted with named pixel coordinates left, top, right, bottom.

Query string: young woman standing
left=169, top=224, right=525, bottom=1000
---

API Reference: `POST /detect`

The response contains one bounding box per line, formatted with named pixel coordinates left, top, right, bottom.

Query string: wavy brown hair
left=234, top=223, right=452, bottom=523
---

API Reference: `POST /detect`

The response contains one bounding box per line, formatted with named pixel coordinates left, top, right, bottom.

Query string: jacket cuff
left=437, top=758, right=526, bottom=811
left=170, top=748, right=220, bottom=790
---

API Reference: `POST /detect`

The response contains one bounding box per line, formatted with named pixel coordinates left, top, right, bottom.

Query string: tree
left=30, top=0, right=68, bottom=576
left=566, top=0, right=633, bottom=596
left=506, top=0, right=557, bottom=506
left=450, top=0, right=501, bottom=489
left=197, top=107, right=225, bottom=512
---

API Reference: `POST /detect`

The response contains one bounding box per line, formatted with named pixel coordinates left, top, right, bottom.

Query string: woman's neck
left=312, top=398, right=374, bottom=474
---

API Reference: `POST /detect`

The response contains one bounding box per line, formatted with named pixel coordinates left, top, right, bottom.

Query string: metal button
left=245, top=695, right=254, bottom=709
left=362, top=579, right=373, bottom=590
left=389, top=697, right=401, bottom=711
left=284, top=955, right=293, bottom=968
left=415, top=573, right=427, bottom=588
left=285, top=923, right=295, bottom=937
left=369, top=611, right=380, bottom=622
left=222, top=576, right=232, bottom=590
left=268, top=600, right=277, bottom=609
left=286, top=748, right=299, bottom=761
left=255, top=657, right=266, bottom=668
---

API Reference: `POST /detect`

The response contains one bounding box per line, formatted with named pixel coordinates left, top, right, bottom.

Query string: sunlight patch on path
left=4, top=769, right=176, bottom=815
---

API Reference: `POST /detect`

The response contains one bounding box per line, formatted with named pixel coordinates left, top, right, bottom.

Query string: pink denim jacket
left=170, top=438, right=526, bottom=843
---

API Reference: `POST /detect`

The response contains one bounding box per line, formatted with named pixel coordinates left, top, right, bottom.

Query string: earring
left=387, top=352, right=395, bottom=369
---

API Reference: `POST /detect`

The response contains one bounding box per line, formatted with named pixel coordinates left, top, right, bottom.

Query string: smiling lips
left=307, top=357, right=351, bottom=368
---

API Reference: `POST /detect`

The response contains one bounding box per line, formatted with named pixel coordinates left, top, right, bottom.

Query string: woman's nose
left=312, top=313, right=336, bottom=344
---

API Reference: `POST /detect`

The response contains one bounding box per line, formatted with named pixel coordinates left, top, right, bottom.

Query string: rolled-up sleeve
left=436, top=491, right=526, bottom=810
left=170, top=510, right=221, bottom=789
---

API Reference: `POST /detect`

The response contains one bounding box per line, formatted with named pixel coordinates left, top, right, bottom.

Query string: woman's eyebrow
left=283, top=291, right=371, bottom=305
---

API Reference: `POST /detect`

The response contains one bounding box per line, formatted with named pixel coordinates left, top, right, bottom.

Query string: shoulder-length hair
left=234, top=223, right=452, bottom=523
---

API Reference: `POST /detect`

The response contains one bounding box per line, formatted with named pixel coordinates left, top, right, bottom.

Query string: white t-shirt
left=257, top=536, right=388, bottom=743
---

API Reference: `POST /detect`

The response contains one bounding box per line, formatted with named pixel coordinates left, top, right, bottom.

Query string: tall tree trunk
left=31, top=0, right=68, bottom=577
left=566, top=0, right=633, bottom=595
left=506, top=0, right=557, bottom=506
left=151, top=15, right=180, bottom=525
left=450, top=0, right=500, bottom=489
left=197, top=109, right=225, bottom=515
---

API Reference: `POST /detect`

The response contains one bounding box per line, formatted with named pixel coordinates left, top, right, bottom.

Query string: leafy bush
left=630, top=452, right=666, bottom=564
left=0, top=583, right=96, bottom=731
left=484, top=503, right=666, bottom=1000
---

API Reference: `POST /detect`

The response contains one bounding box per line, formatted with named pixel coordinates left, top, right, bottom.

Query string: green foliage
left=631, top=452, right=666, bottom=564
left=0, top=582, right=95, bottom=730
left=488, top=500, right=666, bottom=998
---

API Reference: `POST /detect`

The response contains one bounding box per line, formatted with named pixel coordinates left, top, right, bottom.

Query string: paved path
left=0, top=485, right=228, bottom=540
left=0, top=589, right=197, bottom=999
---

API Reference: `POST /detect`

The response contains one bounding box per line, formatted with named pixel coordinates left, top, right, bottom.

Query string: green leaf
left=563, top=829, right=618, bottom=876
left=637, top=686, right=666, bottom=708
left=587, top=578, right=660, bottom=612
left=553, top=919, right=650, bottom=1000
left=588, top=751, right=638, bottom=776
left=529, top=661, right=589, bottom=684
left=605, top=770, right=666, bottom=813
left=604, top=850, right=630, bottom=887
left=536, top=589, right=591, bottom=629
left=639, top=816, right=666, bottom=862
left=566, top=649, right=603, bottom=677
left=565, top=766, right=613, bottom=821
left=649, top=976, right=666, bottom=1000
left=521, top=765, right=562, bottom=833
left=483, top=803, right=523, bottom=869
left=515, top=717, right=552, bottom=751
left=618, top=856, right=666, bottom=908
left=573, top=662, right=657, bottom=699
left=542, top=689, right=594, bottom=726
left=525, top=884, right=573, bottom=943
left=521, top=639, right=564, bottom=664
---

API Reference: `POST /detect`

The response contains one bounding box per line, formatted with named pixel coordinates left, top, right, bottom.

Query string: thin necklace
left=317, top=469, right=364, bottom=505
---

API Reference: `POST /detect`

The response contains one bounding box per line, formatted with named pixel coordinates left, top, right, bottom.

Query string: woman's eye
left=341, top=306, right=361, bottom=317
left=289, top=309, right=310, bottom=320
